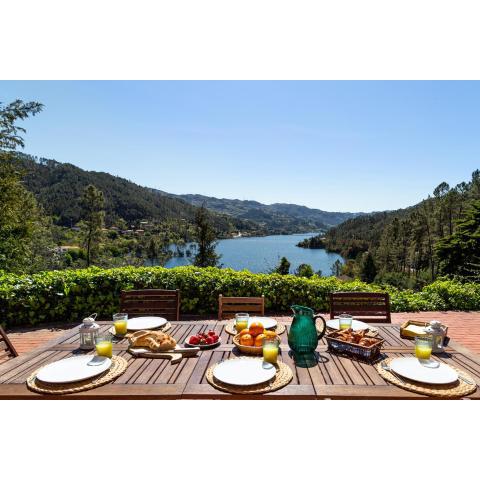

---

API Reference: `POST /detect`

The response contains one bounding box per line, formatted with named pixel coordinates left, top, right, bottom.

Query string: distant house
left=55, top=246, right=81, bottom=254
left=135, top=229, right=145, bottom=236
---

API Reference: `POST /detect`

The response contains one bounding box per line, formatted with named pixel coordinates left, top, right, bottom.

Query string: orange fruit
left=254, top=333, right=267, bottom=347
left=239, top=334, right=254, bottom=346
left=239, top=329, right=250, bottom=337
left=249, top=322, right=264, bottom=337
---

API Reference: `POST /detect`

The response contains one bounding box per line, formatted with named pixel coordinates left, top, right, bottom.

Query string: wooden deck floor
left=6, top=311, right=480, bottom=356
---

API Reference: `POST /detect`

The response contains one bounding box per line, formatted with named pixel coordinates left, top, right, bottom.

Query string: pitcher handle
left=314, top=314, right=327, bottom=340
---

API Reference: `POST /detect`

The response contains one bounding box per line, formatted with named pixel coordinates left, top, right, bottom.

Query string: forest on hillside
left=307, top=172, right=480, bottom=287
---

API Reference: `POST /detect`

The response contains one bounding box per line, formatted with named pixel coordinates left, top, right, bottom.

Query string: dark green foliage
left=0, top=100, right=43, bottom=150
left=295, top=263, right=314, bottom=278
left=274, top=257, right=291, bottom=275
left=297, top=235, right=326, bottom=249
left=193, top=205, right=221, bottom=267
left=360, top=252, right=377, bottom=283
left=437, top=200, right=480, bottom=280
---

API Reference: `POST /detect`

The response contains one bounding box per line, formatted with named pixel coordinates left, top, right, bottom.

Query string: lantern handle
left=90, top=313, right=98, bottom=320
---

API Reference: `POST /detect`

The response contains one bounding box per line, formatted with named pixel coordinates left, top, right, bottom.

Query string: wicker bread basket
left=233, top=333, right=280, bottom=355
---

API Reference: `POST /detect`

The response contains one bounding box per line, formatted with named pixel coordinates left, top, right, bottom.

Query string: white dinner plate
left=390, top=357, right=458, bottom=385
left=247, top=317, right=277, bottom=330
left=127, top=316, right=167, bottom=331
left=36, top=355, right=112, bottom=384
left=213, top=358, right=276, bottom=386
left=326, top=319, right=370, bottom=331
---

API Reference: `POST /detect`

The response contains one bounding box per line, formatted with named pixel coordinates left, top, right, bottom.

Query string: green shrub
left=0, top=267, right=479, bottom=328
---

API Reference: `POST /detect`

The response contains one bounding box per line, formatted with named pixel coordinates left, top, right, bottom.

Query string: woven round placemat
left=206, top=358, right=293, bottom=395
left=26, top=355, right=128, bottom=395
left=377, top=358, right=477, bottom=398
left=108, top=321, right=172, bottom=336
left=225, top=322, right=286, bottom=336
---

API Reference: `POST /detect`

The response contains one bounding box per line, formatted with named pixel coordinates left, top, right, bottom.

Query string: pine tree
left=360, top=252, right=377, bottom=283
left=193, top=204, right=220, bottom=267
left=0, top=99, right=55, bottom=273
left=436, top=200, right=480, bottom=278
left=80, top=184, right=105, bottom=267
left=275, top=257, right=291, bottom=275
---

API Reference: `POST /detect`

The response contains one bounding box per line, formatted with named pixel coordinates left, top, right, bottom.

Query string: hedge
left=1, top=266, right=479, bottom=328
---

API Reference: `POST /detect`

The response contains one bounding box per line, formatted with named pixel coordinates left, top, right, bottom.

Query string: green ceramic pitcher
left=288, top=305, right=327, bottom=367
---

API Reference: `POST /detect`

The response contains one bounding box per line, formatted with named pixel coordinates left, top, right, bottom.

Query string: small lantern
left=79, top=313, right=100, bottom=350
left=425, top=320, right=447, bottom=353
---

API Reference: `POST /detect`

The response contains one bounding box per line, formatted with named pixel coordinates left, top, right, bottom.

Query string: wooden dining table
left=0, top=319, right=479, bottom=399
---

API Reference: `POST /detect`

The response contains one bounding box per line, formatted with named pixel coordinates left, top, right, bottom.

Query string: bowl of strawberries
left=186, top=330, right=221, bottom=349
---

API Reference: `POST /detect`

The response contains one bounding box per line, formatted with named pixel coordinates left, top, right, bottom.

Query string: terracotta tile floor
left=6, top=311, right=480, bottom=356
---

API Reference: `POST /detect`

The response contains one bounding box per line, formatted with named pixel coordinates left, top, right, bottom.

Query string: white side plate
left=213, top=358, right=276, bottom=386
left=36, top=355, right=112, bottom=384
left=247, top=317, right=277, bottom=330
left=390, top=357, right=458, bottom=384
left=327, top=319, right=370, bottom=331
left=127, top=316, right=167, bottom=330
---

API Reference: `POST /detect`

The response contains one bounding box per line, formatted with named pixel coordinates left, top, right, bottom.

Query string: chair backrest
left=120, top=289, right=180, bottom=322
left=218, top=295, right=265, bottom=320
left=329, top=292, right=391, bottom=323
left=0, top=326, right=18, bottom=365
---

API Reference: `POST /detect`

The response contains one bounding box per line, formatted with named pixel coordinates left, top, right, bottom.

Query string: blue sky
left=1, top=81, right=479, bottom=212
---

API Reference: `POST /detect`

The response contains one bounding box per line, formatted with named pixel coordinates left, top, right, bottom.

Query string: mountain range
left=18, top=154, right=360, bottom=235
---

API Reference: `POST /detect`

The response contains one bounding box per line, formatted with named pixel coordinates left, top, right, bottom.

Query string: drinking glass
left=113, top=313, right=128, bottom=335
left=415, top=336, right=439, bottom=368
left=235, top=313, right=249, bottom=333
left=338, top=314, right=353, bottom=330
left=262, top=337, right=280, bottom=364
left=95, top=334, right=113, bottom=358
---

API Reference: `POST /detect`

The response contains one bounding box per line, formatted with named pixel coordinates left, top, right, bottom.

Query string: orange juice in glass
left=263, top=337, right=280, bottom=364
left=235, top=313, right=249, bottom=333
left=113, top=313, right=128, bottom=335
left=415, top=336, right=439, bottom=368
left=95, top=335, right=113, bottom=358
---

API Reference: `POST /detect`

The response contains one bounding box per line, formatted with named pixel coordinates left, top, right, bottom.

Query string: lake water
left=164, top=232, right=343, bottom=275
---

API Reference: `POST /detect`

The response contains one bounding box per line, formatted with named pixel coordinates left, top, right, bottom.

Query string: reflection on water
left=164, top=233, right=343, bottom=275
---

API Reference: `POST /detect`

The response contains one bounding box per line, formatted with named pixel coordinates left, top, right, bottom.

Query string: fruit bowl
left=233, top=333, right=280, bottom=355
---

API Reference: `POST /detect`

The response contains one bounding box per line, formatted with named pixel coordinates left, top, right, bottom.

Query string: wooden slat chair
left=0, top=326, right=18, bottom=365
left=218, top=294, right=265, bottom=320
left=120, top=289, right=180, bottom=322
left=329, top=292, right=391, bottom=323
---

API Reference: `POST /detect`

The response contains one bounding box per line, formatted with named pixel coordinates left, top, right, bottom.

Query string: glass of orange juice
left=235, top=313, right=249, bottom=333
left=263, top=337, right=280, bottom=364
left=95, top=334, right=113, bottom=358
left=415, top=336, right=438, bottom=368
left=113, top=313, right=128, bottom=336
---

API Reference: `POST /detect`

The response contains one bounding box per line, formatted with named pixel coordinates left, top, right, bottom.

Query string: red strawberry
left=208, top=330, right=216, bottom=337
left=211, top=335, right=219, bottom=343
left=188, top=335, right=200, bottom=345
left=205, top=336, right=214, bottom=344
